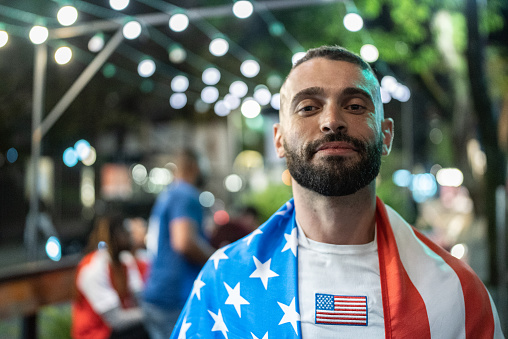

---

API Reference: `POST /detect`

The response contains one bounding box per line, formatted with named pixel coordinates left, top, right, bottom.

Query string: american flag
left=315, top=294, right=368, bottom=326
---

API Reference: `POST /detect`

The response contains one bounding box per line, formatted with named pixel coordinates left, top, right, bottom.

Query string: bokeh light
left=214, top=210, right=230, bottom=225
left=282, top=169, right=292, bottom=186
left=110, top=0, right=129, bottom=11
left=202, top=67, right=221, bottom=85
left=240, top=60, right=260, bottom=78
left=29, top=26, right=49, bottom=44
left=224, top=94, right=241, bottom=110
left=360, top=44, right=379, bottom=62
left=292, top=52, right=306, bottom=65
left=168, top=44, right=187, bottom=63
left=232, top=1, right=254, bottom=19
left=138, top=59, right=156, bottom=77
left=201, top=86, right=219, bottom=104
left=209, top=38, right=229, bottom=56
left=229, top=80, right=248, bottom=98
left=171, top=75, right=189, bottom=92
left=6, top=148, right=18, bottom=163
left=57, top=6, right=78, bottom=26
left=132, top=164, right=148, bottom=184
left=82, top=147, right=97, bottom=166
left=170, top=93, right=187, bottom=109
left=0, top=31, right=8, bottom=48
left=436, top=168, right=464, bottom=187
left=122, top=21, right=142, bottom=40
left=45, top=236, right=62, bottom=261
left=169, top=13, right=189, bottom=32
left=253, top=85, right=271, bottom=106
left=270, top=93, right=280, bottom=110
left=343, top=13, right=363, bottom=32
left=199, top=191, right=215, bottom=207
left=55, top=46, right=72, bottom=65
left=451, top=243, right=467, bottom=260
left=224, top=174, right=243, bottom=192
left=241, top=98, right=261, bottom=118
left=214, top=100, right=231, bottom=117
left=63, top=147, right=78, bottom=167
left=392, top=169, right=412, bottom=187
left=74, top=139, right=91, bottom=160
left=88, top=33, right=104, bottom=52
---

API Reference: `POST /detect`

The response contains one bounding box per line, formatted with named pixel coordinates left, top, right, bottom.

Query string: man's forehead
left=281, top=58, right=376, bottom=100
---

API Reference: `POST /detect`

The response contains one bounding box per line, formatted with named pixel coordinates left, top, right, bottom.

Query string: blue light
left=392, top=169, right=412, bottom=187
left=411, top=173, right=437, bottom=203
left=6, top=148, right=18, bottom=163
left=63, top=147, right=78, bottom=167
left=74, top=139, right=91, bottom=160
left=45, top=236, right=61, bottom=261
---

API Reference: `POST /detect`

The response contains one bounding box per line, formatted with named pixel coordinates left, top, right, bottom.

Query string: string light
left=209, top=37, right=229, bottom=57
left=343, top=13, right=363, bottom=32
left=110, top=0, right=129, bottom=11
left=122, top=21, right=142, bottom=40
left=57, top=6, right=78, bottom=26
left=232, top=1, right=254, bottom=19
left=29, top=25, right=48, bottom=44
left=169, top=13, right=189, bottom=32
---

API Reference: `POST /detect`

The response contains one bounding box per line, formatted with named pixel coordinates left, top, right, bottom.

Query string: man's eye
left=345, top=104, right=365, bottom=112
left=300, top=106, right=316, bottom=112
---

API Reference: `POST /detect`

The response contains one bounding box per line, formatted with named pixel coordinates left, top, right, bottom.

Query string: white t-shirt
left=297, top=221, right=385, bottom=338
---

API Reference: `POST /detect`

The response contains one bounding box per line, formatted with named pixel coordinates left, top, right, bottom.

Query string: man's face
left=273, top=58, right=393, bottom=196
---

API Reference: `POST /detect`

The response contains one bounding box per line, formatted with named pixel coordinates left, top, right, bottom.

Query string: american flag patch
left=315, top=293, right=368, bottom=326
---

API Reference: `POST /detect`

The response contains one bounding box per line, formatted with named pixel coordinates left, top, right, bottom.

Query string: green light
left=102, top=63, right=116, bottom=78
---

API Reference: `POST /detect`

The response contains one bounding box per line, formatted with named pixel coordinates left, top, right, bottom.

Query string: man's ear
left=381, top=118, right=394, bottom=156
left=273, top=123, right=286, bottom=158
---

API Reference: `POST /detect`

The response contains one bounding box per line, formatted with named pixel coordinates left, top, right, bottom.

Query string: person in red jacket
left=72, top=214, right=149, bottom=339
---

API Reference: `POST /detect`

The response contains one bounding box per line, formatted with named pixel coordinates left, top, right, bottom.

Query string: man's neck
left=292, top=181, right=377, bottom=245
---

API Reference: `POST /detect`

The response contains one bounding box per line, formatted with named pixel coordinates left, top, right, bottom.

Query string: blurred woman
left=71, top=214, right=148, bottom=339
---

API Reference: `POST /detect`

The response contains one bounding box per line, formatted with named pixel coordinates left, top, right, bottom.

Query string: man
left=142, top=148, right=215, bottom=339
left=171, top=46, right=504, bottom=338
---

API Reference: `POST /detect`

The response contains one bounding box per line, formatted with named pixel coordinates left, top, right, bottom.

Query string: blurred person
left=142, top=148, right=215, bottom=339
left=125, top=217, right=150, bottom=279
left=210, top=206, right=259, bottom=248
left=171, top=46, right=504, bottom=338
left=71, top=214, right=148, bottom=339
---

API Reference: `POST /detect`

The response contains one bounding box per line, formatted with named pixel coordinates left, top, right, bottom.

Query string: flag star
left=208, top=309, right=229, bottom=339
left=244, top=228, right=263, bottom=245
left=251, top=332, right=268, bottom=339
left=278, top=297, right=300, bottom=335
left=178, top=317, right=192, bottom=339
left=190, top=272, right=206, bottom=300
left=224, top=282, right=249, bottom=317
left=281, top=227, right=298, bottom=256
left=249, top=256, right=279, bottom=290
left=275, top=201, right=293, bottom=216
left=210, top=247, right=229, bottom=269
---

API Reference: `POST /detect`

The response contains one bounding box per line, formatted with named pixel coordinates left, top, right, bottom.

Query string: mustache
left=304, top=132, right=367, bottom=157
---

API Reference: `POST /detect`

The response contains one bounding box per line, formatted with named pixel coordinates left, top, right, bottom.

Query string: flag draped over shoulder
left=171, top=198, right=504, bottom=339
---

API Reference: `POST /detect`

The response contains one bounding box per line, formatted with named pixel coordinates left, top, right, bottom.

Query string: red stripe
left=317, top=320, right=367, bottom=325
left=376, top=197, right=431, bottom=338
left=413, top=228, right=495, bottom=338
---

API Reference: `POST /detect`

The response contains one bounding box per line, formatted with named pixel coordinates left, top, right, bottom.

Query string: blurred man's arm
left=170, top=218, right=215, bottom=265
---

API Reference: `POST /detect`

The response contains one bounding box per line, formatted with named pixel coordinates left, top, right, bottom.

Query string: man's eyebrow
left=290, top=86, right=325, bottom=109
left=341, top=87, right=373, bottom=102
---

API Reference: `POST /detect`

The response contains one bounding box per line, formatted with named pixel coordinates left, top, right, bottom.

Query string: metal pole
left=37, top=29, right=124, bottom=138
left=26, top=43, right=47, bottom=261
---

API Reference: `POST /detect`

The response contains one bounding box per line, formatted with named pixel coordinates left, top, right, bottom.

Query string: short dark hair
left=293, top=45, right=375, bottom=74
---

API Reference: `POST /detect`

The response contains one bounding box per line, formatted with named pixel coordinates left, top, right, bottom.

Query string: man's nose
left=320, top=104, right=347, bottom=133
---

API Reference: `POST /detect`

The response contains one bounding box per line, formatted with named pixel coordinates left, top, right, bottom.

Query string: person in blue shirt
left=142, top=148, right=215, bottom=339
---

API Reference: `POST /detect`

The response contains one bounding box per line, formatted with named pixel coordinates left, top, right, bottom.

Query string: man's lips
left=315, top=141, right=359, bottom=154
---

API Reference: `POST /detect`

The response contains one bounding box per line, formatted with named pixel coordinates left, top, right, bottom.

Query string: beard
left=284, top=132, right=383, bottom=196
